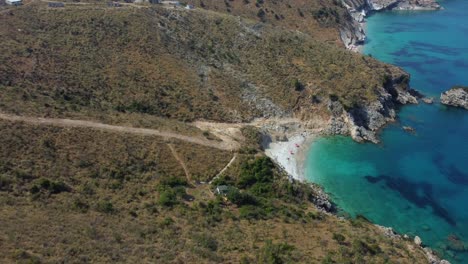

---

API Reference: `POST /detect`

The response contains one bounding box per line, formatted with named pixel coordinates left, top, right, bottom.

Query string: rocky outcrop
left=366, top=0, right=441, bottom=11
left=402, top=126, right=415, bottom=133
left=392, top=0, right=442, bottom=10
left=375, top=225, right=450, bottom=264
left=310, top=184, right=335, bottom=213
left=440, top=86, right=468, bottom=110
left=423, top=247, right=451, bottom=264
left=414, top=235, right=422, bottom=246
left=340, top=0, right=441, bottom=50
left=422, top=97, right=434, bottom=104
left=327, top=69, right=419, bottom=143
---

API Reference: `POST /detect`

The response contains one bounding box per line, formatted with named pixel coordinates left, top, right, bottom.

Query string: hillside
left=0, top=119, right=430, bottom=263
left=0, top=1, right=434, bottom=263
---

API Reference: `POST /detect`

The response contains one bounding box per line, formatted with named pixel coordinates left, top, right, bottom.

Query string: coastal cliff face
left=366, top=0, right=441, bottom=11
left=440, top=87, right=468, bottom=110
left=340, top=0, right=441, bottom=49
left=327, top=68, right=419, bottom=143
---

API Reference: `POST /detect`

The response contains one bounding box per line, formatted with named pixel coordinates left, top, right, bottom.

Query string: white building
left=6, top=0, right=22, bottom=5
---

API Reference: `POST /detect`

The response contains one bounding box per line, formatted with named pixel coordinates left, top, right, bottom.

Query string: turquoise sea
left=305, top=0, right=468, bottom=262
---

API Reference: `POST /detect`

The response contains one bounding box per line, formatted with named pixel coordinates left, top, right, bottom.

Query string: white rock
left=414, top=236, right=422, bottom=246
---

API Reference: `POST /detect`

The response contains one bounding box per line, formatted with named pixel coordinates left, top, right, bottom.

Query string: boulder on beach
left=440, top=86, right=468, bottom=110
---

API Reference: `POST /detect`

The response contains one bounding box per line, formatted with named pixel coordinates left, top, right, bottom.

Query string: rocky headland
left=340, top=0, right=442, bottom=50
left=326, top=69, right=420, bottom=143
left=440, top=86, right=468, bottom=110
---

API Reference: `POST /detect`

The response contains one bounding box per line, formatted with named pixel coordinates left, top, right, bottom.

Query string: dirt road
left=0, top=113, right=239, bottom=151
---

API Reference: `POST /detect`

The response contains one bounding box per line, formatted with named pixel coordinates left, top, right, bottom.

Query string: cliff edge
left=326, top=67, right=419, bottom=143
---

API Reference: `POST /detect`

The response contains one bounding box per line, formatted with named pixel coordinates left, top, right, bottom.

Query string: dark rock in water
left=422, top=225, right=431, bottom=231
left=402, top=126, right=416, bottom=133
left=447, top=234, right=467, bottom=252
left=422, top=97, right=434, bottom=104
left=364, top=174, right=457, bottom=226
left=440, top=86, right=468, bottom=110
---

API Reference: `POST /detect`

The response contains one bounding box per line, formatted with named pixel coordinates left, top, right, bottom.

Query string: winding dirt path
left=0, top=113, right=239, bottom=151
left=209, top=153, right=237, bottom=184
left=167, top=144, right=192, bottom=183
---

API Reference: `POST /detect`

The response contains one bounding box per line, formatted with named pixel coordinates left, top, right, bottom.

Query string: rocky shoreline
left=327, top=69, right=421, bottom=143
left=340, top=0, right=442, bottom=51
left=263, top=1, right=453, bottom=262
left=263, top=127, right=450, bottom=263
left=262, top=1, right=450, bottom=262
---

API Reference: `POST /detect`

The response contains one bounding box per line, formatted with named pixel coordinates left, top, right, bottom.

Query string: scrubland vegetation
left=0, top=120, right=428, bottom=263
left=0, top=1, right=428, bottom=263
left=1, top=2, right=400, bottom=125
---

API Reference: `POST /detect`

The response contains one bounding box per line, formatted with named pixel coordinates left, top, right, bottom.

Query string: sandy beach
left=264, top=132, right=316, bottom=181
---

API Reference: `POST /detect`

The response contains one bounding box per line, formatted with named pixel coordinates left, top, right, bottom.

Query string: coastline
left=343, top=0, right=442, bottom=53
left=262, top=2, right=452, bottom=263
left=263, top=129, right=450, bottom=263
left=264, top=132, right=315, bottom=182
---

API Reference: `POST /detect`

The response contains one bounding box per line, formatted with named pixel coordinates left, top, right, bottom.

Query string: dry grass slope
left=0, top=120, right=429, bottom=263
left=1, top=3, right=401, bottom=124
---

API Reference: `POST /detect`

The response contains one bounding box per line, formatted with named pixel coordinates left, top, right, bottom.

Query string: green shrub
left=226, top=188, right=257, bottom=206
left=159, top=188, right=177, bottom=207
left=239, top=205, right=267, bottom=220
left=332, top=233, right=346, bottom=244
left=307, top=211, right=322, bottom=220
left=194, top=233, right=218, bottom=251
left=257, top=9, right=266, bottom=22
left=312, top=7, right=341, bottom=26
left=73, top=198, right=90, bottom=213
left=352, top=239, right=381, bottom=256
left=159, top=176, right=186, bottom=188
left=211, top=175, right=235, bottom=187
left=292, top=79, right=304, bottom=91
left=160, top=217, right=174, bottom=227
left=96, top=200, right=115, bottom=214
left=238, top=157, right=274, bottom=188
left=31, top=178, right=70, bottom=194
left=199, top=200, right=223, bottom=223
left=0, top=174, right=12, bottom=191
left=12, top=250, right=41, bottom=264
left=257, top=240, right=296, bottom=264
left=249, top=182, right=274, bottom=197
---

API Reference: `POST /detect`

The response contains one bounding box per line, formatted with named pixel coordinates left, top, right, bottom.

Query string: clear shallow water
left=305, top=1, right=468, bottom=262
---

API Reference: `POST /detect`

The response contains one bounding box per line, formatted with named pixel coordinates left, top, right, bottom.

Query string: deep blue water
left=305, top=1, right=468, bottom=262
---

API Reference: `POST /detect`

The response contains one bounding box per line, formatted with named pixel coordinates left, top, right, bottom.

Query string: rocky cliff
left=340, top=0, right=441, bottom=49
left=327, top=68, right=419, bottom=143
left=365, top=0, right=441, bottom=11
left=440, top=86, right=468, bottom=110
